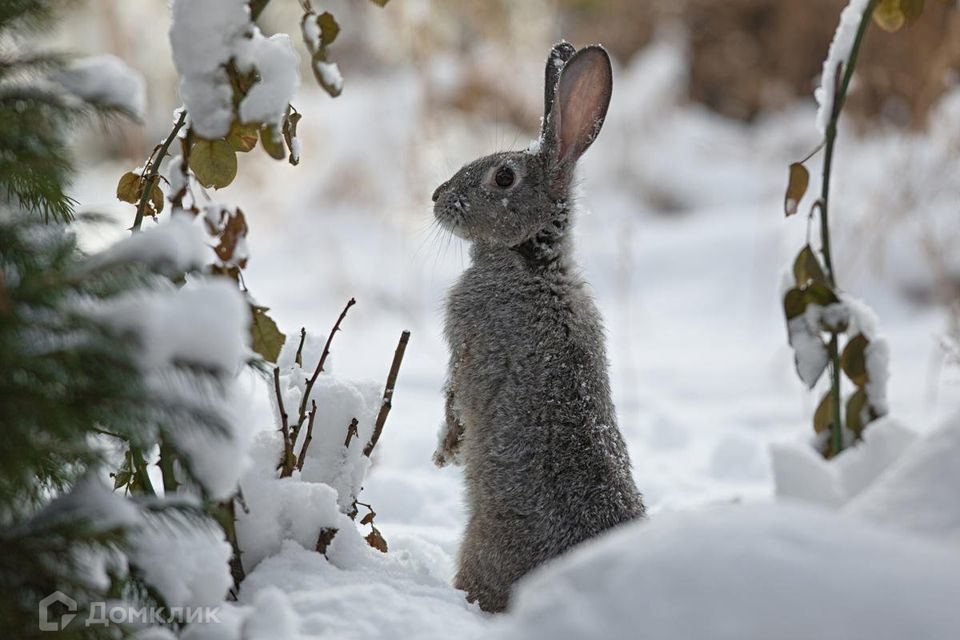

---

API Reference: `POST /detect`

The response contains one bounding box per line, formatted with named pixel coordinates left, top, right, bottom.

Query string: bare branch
left=274, top=367, right=295, bottom=477
left=298, top=297, right=356, bottom=421
left=363, top=330, right=410, bottom=458
left=296, top=400, right=318, bottom=472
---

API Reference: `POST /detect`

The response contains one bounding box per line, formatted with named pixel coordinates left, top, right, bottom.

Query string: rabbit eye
left=494, top=166, right=515, bottom=188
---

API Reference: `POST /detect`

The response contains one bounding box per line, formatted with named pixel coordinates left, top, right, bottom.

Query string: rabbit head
left=432, top=42, right=613, bottom=247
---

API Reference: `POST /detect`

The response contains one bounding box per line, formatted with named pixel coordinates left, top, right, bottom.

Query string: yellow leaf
left=784, top=163, right=809, bottom=216
left=873, top=0, right=906, bottom=32
left=841, top=333, right=870, bottom=387
left=814, top=390, right=835, bottom=434
left=116, top=171, right=142, bottom=204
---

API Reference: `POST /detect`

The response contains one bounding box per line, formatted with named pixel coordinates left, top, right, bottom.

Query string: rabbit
left=431, top=42, right=645, bottom=613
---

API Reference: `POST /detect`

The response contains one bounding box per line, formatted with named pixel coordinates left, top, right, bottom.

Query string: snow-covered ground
left=72, top=34, right=960, bottom=640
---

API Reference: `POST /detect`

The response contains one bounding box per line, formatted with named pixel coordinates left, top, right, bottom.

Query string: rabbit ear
left=542, top=41, right=576, bottom=128
left=541, top=45, right=612, bottom=196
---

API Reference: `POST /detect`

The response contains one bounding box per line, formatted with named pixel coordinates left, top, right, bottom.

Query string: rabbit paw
left=433, top=419, right=465, bottom=467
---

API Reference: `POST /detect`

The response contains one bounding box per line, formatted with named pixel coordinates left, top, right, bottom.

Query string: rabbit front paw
left=432, top=418, right=465, bottom=467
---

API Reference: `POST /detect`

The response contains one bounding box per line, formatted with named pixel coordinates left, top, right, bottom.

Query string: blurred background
left=52, top=0, right=960, bottom=527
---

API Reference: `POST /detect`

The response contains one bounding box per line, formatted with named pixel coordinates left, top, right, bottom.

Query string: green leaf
left=227, top=121, right=259, bottom=153
left=874, top=0, right=906, bottom=32
left=784, top=162, right=809, bottom=216
left=814, top=390, right=835, bottom=435
left=317, top=11, right=340, bottom=47
left=368, top=0, right=390, bottom=6
left=116, top=171, right=141, bottom=204
left=804, top=282, right=840, bottom=307
left=250, top=305, right=286, bottom=363
left=260, top=125, right=286, bottom=160
left=841, top=333, right=870, bottom=387
left=846, top=388, right=870, bottom=436
left=793, top=245, right=828, bottom=287
left=190, top=139, right=238, bottom=189
left=783, top=287, right=807, bottom=320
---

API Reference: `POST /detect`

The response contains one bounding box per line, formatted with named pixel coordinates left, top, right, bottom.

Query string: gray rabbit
left=431, top=42, right=645, bottom=612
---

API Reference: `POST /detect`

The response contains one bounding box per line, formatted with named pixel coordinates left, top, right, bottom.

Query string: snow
left=169, top=0, right=299, bottom=138
left=771, top=416, right=918, bottom=507
left=236, top=433, right=345, bottom=569
left=84, top=212, right=209, bottom=275
left=493, top=503, right=960, bottom=640
left=236, top=34, right=301, bottom=127
left=814, top=0, right=872, bottom=134
left=127, top=512, right=234, bottom=609
left=315, top=61, right=344, bottom=94
left=54, top=54, right=147, bottom=120
left=169, top=0, right=249, bottom=139
left=847, top=411, right=960, bottom=544
left=786, top=314, right=829, bottom=388
left=94, top=278, right=248, bottom=375
left=238, top=541, right=484, bottom=640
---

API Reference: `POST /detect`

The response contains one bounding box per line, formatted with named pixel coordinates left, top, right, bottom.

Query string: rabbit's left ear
left=541, top=45, right=612, bottom=196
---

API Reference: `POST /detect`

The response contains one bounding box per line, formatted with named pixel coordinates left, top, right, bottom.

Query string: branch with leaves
left=781, top=0, right=936, bottom=458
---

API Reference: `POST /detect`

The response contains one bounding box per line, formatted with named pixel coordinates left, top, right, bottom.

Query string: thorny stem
left=819, top=0, right=877, bottom=457
left=274, top=367, right=296, bottom=477
left=296, top=400, right=318, bottom=472
left=298, top=298, right=356, bottom=421
left=363, top=330, right=411, bottom=458
left=132, top=110, right=187, bottom=234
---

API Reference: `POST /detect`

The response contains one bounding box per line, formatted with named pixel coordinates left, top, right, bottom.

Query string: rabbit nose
left=432, top=181, right=448, bottom=203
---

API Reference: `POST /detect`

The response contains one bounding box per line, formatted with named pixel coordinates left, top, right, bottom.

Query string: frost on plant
left=814, top=0, right=873, bottom=134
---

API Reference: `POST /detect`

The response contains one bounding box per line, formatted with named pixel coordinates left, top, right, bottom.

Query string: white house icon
left=38, top=591, right=77, bottom=632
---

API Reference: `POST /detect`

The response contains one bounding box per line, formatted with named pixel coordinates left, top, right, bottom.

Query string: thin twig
left=296, top=400, right=318, bottom=472
left=274, top=367, right=295, bottom=476
left=364, top=330, right=410, bottom=458
left=294, top=327, right=307, bottom=367
left=298, top=298, right=356, bottom=420
left=132, top=110, right=187, bottom=233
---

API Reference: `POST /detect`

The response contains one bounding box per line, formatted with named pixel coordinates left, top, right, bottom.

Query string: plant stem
left=132, top=110, right=187, bottom=234
left=363, top=330, right=410, bottom=458
left=298, top=298, right=356, bottom=421
left=130, top=449, right=156, bottom=496
left=819, top=0, right=876, bottom=457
